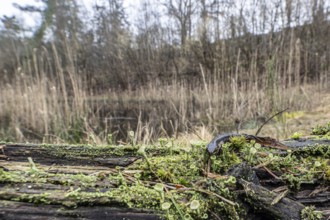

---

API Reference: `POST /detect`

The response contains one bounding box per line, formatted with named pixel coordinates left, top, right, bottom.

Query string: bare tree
left=163, top=0, right=196, bottom=47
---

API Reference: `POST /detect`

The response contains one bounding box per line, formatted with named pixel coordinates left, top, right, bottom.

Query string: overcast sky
left=0, top=0, right=138, bottom=29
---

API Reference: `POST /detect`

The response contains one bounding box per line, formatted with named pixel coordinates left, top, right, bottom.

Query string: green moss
left=13, top=193, right=51, bottom=204
left=64, top=184, right=162, bottom=208
left=38, top=144, right=137, bottom=159
left=0, top=168, right=22, bottom=183
left=36, top=143, right=190, bottom=160
left=291, top=132, right=303, bottom=140
left=301, top=206, right=323, bottom=220
left=293, top=144, right=330, bottom=157
left=203, top=132, right=330, bottom=191
left=1, top=124, right=330, bottom=219
left=0, top=169, right=104, bottom=188
left=311, top=122, right=330, bottom=135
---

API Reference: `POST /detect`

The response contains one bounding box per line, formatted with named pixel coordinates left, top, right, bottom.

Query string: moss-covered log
left=0, top=130, right=329, bottom=219
left=0, top=201, right=163, bottom=220
left=239, top=178, right=305, bottom=220
left=1, top=143, right=141, bottom=167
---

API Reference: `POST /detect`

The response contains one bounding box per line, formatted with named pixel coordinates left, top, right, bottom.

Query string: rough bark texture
left=0, top=139, right=329, bottom=219
left=1, top=144, right=140, bottom=167
left=239, top=179, right=305, bottom=220
left=0, top=201, right=163, bottom=220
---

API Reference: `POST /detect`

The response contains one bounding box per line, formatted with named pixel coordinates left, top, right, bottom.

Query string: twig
left=0, top=145, right=6, bottom=156
left=210, top=210, right=223, bottom=220
left=192, top=188, right=237, bottom=206
left=254, top=158, right=276, bottom=169
left=200, top=63, right=213, bottom=119
left=175, top=186, right=236, bottom=206
left=255, top=107, right=289, bottom=136
left=139, top=147, right=186, bottom=219
left=271, top=189, right=289, bottom=205
left=262, top=166, right=280, bottom=179
left=27, top=157, right=38, bottom=172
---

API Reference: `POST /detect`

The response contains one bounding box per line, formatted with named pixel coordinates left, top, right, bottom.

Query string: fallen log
left=0, top=131, right=329, bottom=219
left=0, top=201, right=163, bottom=220
left=1, top=144, right=140, bottom=167
left=281, top=138, right=330, bottom=148
left=238, top=178, right=305, bottom=220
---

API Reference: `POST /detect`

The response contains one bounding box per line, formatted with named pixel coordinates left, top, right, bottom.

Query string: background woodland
left=0, top=0, right=329, bottom=143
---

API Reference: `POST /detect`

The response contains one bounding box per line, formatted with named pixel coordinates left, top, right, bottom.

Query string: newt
left=207, top=133, right=289, bottom=155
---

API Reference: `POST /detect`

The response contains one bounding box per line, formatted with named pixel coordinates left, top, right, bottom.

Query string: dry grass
left=1, top=0, right=330, bottom=145
left=1, top=63, right=328, bottom=144
left=0, top=44, right=89, bottom=143
left=246, top=90, right=330, bottom=140
left=0, top=41, right=329, bottom=144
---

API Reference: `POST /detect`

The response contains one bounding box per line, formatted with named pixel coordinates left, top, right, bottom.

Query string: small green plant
left=291, top=132, right=302, bottom=140
left=128, top=131, right=136, bottom=146
left=88, top=133, right=97, bottom=146
left=158, top=138, right=167, bottom=148
left=161, top=202, right=172, bottom=219
left=312, top=122, right=330, bottom=135
left=229, top=135, right=247, bottom=149
left=301, top=206, right=323, bottom=220
left=107, top=133, right=113, bottom=145
left=27, top=157, right=39, bottom=174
